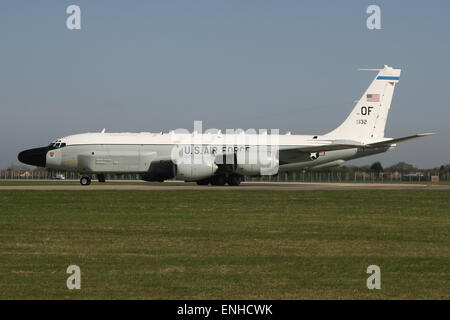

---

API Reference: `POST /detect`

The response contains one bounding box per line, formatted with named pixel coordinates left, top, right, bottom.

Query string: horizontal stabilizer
left=366, top=133, right=434, bottom=147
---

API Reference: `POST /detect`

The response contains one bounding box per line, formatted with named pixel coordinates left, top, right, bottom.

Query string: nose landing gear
left=80, top=176, right=91, bottom=186
left=79, top=174, right=106, bottom=185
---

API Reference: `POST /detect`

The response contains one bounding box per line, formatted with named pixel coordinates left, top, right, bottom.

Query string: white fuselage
left=44, top=132, right=390, bottom=174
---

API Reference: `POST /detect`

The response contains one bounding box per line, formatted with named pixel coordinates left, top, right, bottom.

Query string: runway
left=1, top=181, right=449, bottom=190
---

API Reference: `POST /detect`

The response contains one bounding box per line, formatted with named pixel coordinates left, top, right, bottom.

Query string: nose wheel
left=80, top=176, right=91, bottom=186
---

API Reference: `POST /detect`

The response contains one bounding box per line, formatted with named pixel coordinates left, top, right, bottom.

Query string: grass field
left=0, top=189, right=449, bottom=299
left=0, top=180, right=151, bottom=186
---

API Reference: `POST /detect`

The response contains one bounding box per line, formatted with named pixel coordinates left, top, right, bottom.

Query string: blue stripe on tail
left=377, top=76, right=400, bottom=80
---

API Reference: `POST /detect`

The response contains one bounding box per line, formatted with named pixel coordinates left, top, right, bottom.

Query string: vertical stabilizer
left=325, top=65, right=401, bottom=142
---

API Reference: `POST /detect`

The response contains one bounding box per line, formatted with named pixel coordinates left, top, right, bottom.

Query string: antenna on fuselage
left=357, top=65, right=387, bottom=71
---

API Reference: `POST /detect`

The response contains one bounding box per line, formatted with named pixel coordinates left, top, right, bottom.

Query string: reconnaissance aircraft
left=18, top=65, right=432, bottom=186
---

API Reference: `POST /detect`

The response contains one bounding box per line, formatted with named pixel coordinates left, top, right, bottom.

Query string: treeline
left=333, top=161, right=450, bottom=176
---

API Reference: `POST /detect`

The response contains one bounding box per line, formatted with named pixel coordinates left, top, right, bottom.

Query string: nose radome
left=17, top=147, right=49, bottom=167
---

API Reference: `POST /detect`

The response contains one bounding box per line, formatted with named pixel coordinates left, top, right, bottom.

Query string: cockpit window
left=48, top=142, right=66, bottom=149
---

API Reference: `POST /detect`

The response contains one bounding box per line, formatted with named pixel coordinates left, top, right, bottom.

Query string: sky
left=1, top=0, right=449, bottom=169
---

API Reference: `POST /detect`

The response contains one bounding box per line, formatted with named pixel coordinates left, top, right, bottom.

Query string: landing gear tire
left=196, top=179, right=210, bottom=185
left=80, top=176, right=91, bottom=186
left=228, top=175, right=241, bottom=186
left=211, top=175, right=226, bottom=186
left=97, top=174, right=106, bottom=183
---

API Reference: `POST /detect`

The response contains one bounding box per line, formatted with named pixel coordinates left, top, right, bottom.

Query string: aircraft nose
left=18, top=147, right=49, bottom=167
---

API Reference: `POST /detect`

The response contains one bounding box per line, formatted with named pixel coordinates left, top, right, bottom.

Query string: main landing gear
left=196, top=175, right=242, bottom=186
left=211, top=175, right=227, bottom=186
left=227, top=175, right=241, bottom=186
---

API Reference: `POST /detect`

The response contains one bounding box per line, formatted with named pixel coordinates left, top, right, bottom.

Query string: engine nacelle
left=176, top=161, right=218, bottom=181
left=234, top=153, right=279, bottom=176
left=142, top=160, right=176, bottom=181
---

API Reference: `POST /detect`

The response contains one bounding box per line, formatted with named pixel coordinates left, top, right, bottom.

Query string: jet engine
left=234, top=153, right=279, bottom=176
left=142, top=160, right=176, bottom=181
left=176, top=161, right=218, bottom=181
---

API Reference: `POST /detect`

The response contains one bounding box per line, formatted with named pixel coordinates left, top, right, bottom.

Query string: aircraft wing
left=278, top=140, right=365, bottom=163
left=280, top=141, right=364, bottom=153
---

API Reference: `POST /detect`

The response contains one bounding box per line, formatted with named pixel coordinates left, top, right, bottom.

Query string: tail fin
left=325, top=65, right=401, bottom=142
